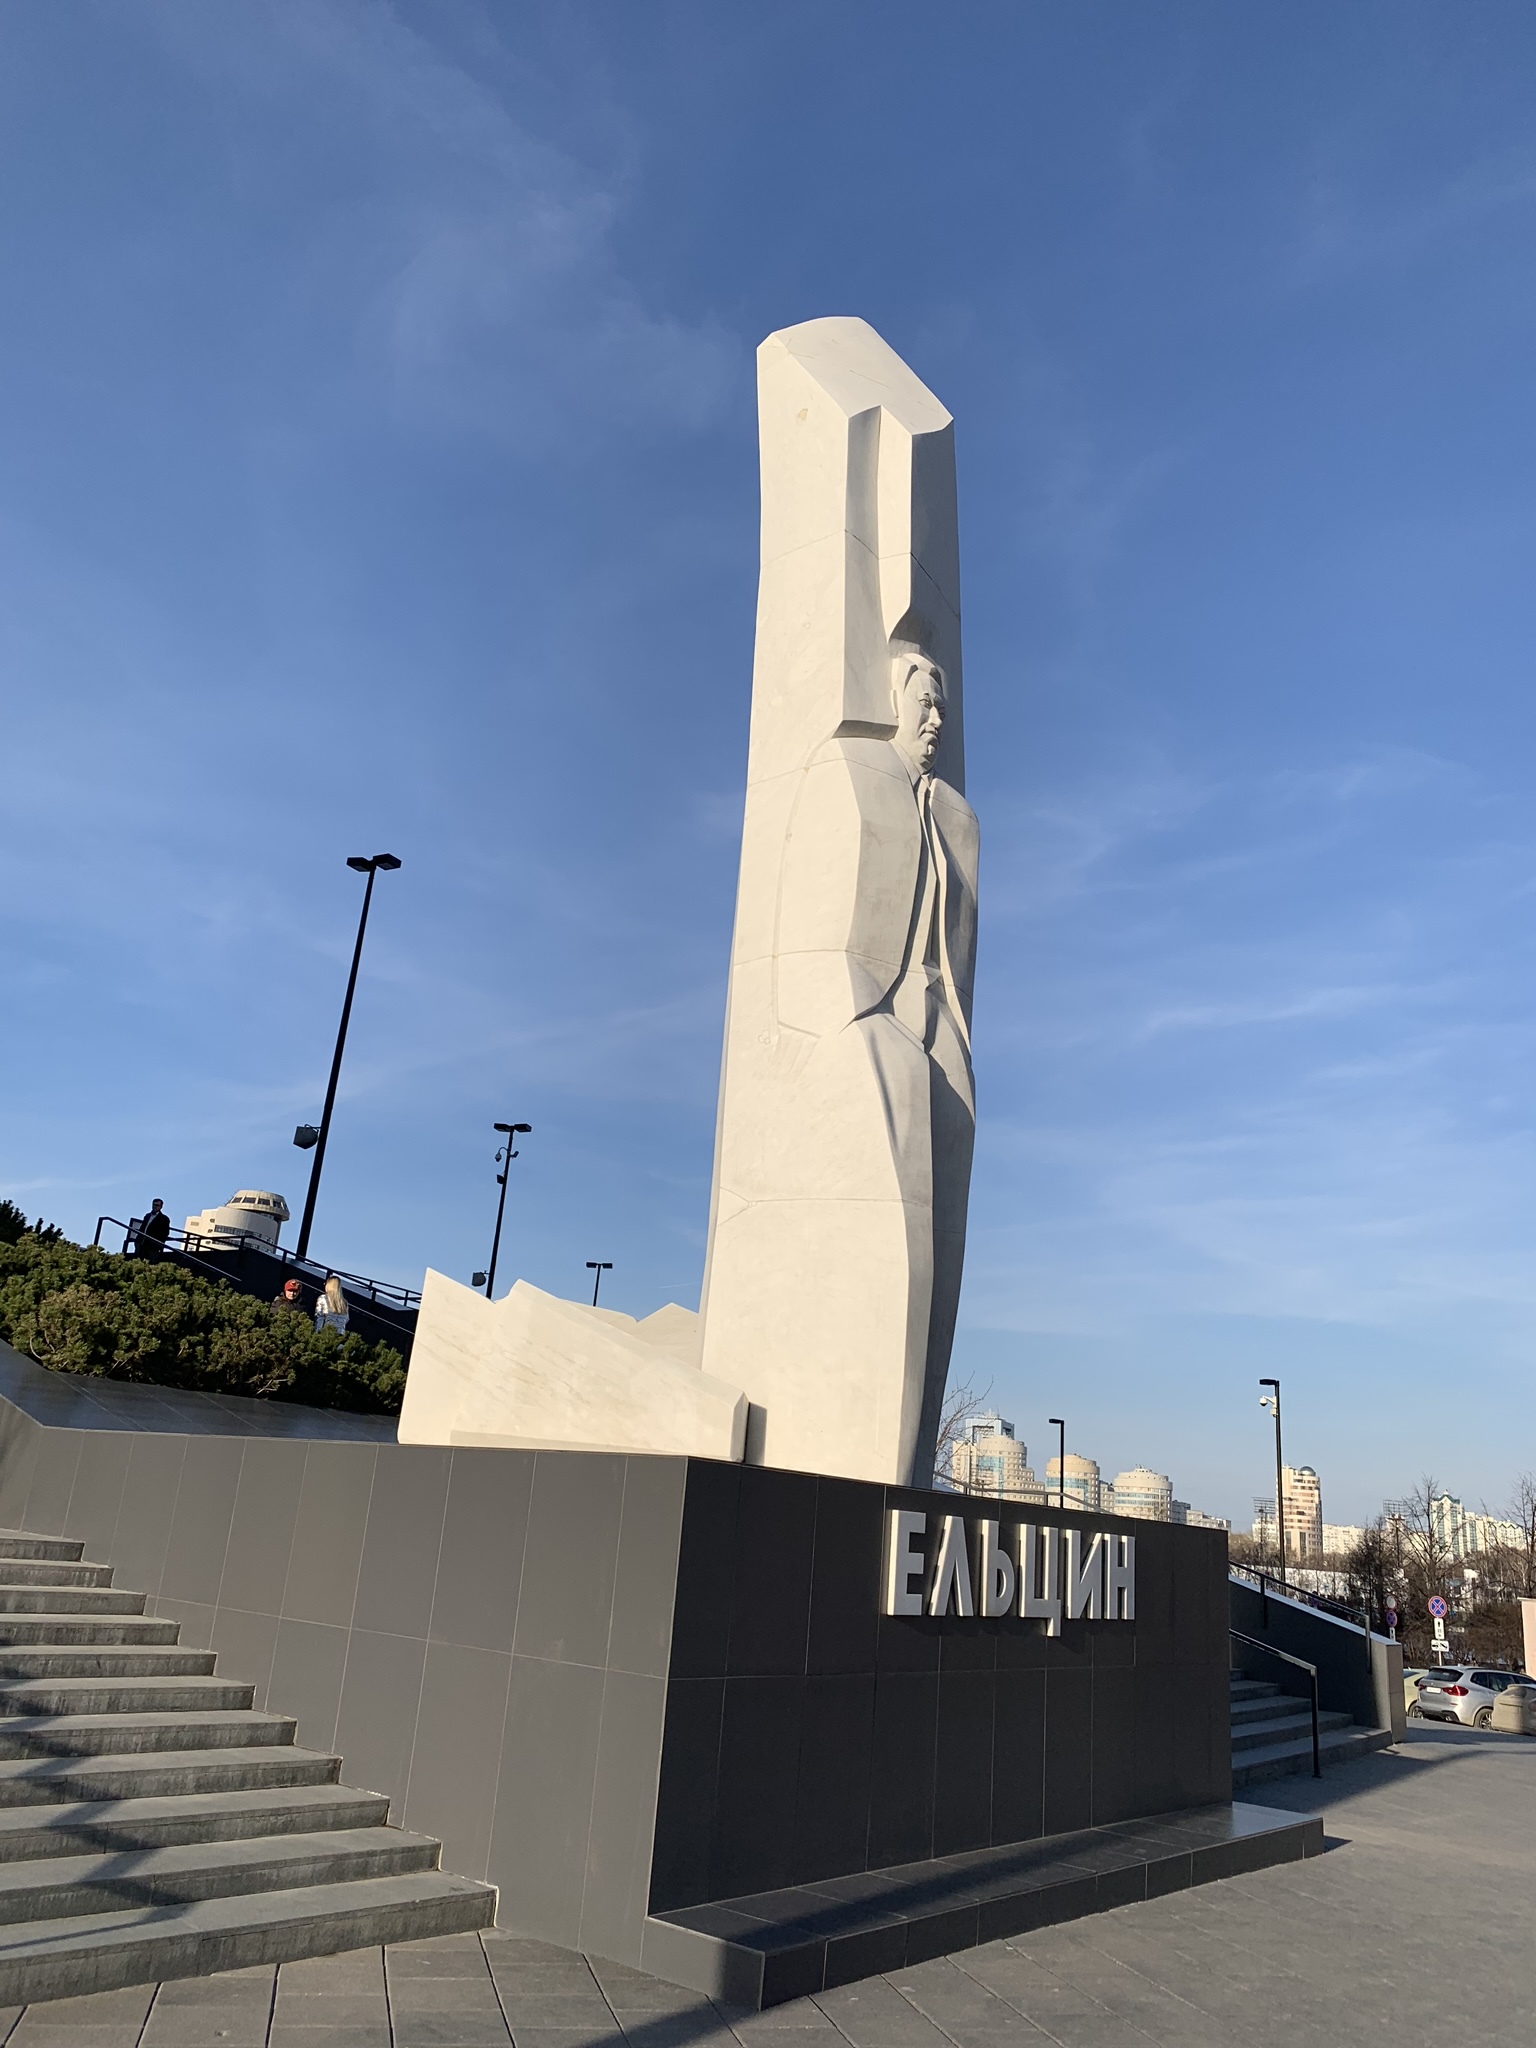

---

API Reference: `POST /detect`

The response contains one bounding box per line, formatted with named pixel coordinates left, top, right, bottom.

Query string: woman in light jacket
left=314, top=1275, right=350, bottom=1334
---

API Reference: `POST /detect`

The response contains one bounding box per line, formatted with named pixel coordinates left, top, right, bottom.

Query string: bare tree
left=1342, top=1517, right=1403, bottom=1636
left=1506, top=1473, right=1536, bottom=1598
left=933, top=1376, right=993, bottom=1491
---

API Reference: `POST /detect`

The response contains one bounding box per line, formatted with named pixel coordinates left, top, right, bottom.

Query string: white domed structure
left=183, top=1190, right=290, bottom=1251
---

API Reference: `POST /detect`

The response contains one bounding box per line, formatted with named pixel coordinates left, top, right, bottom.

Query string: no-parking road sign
left=1429, top=1595, right=1448, bottom=1619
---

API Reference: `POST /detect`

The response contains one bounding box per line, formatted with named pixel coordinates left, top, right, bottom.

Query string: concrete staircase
left=1230, top=1672, right=1392, bottom=1788
left=0, top=1529, right=494, bottom=2004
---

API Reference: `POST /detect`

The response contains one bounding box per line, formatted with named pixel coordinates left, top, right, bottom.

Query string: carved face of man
left=892, top=658, right=946, bottom=777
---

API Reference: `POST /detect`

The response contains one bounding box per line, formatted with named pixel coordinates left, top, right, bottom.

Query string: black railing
left=1232, top=1563, right=1374, bottom=1672
left=1232, top=1628, right=1321, bottom=1778
left=94, top=1217, right=420, bottom=1312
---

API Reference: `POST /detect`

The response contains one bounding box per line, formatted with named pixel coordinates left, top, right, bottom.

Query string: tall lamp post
left=1259, top=1377, right=1287, bottom=1586
left=1049, top=1417, right=1066, bottom=1511
left=586, top=1261, right=612, bottom=1307
left=483, top=1122, right=532, bottom=1299
left=294, top=854, right=401, bottom=1262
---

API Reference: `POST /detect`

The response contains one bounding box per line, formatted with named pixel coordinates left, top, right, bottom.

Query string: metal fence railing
left=93, top=1216, right=420, bottom=1314
left=1231, top=1562, right=1374, bottom=1671
left=1232, top=1628, right=1321, bottom=1778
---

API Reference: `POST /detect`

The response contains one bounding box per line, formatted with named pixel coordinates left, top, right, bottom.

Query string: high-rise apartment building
left=1109, top=1467, right=1174, bottom=1522
left=947, top=1415, right=1042, bottom=1500
left=1255, top=1468, right=1324, bottom=1558
left=1429, top=1495, right=1524, bottom=1559
left=1045, top=1453, right=1102, bottom=1513
left=1282, top=1466, right=1323, bottom=1558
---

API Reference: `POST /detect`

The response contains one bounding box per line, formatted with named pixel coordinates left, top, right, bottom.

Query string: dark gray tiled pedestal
left=0, top=1344, right=1312, bottom=2007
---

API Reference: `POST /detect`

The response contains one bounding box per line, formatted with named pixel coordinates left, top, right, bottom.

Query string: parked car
left=1404, top=1668, right=1430, bottom=1716
left=1416, top=1667, right=1536, bottom=1729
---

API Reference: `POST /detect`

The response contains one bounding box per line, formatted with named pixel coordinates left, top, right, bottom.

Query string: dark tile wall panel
left=63, top=1432, right=134, bottom=1572
left=405, top=1640, right=513, bottom=1881
left=0, top=1408, right=40, bottom=1530
left=281, top=1443, right=377, bottom=1628
left=352, top=1445, right=450, bottom=1638
left=514, top=1453, right=626, bottom=1667
left=158, top=1435, right=242, bottom=1607
left=581, top=1667, right=670, bottom=1964
left=490, top=1653, right=606, bottom=1942
left=218, top=1441, right=305, bottom=1615
left=24, top=1430, right=84, bottom=1537
left=428, top=1449, right=533, bottom=1654
left=110, top=1433, right=189, bottom=1600
left=650, top=1469, right=1232, bottom=1912
left=0, top=1364, right=1229, bottom=1973
left=268, top=1616, right=350, bottom=1753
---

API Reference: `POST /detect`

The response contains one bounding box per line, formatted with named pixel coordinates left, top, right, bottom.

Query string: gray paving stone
left=505, top=2033, right=627, bottom=2048
left=13, top=1989, right=157, bottom=2024
left=810, top=1982, right=957, bottom=2048
left=387, top=2016, right=512, bottom=2048
left=492, top=1999, right=617, bottom=2031
left=280, top=1953, right=386, bottom=1994
left=711, top=2000, right=836, bottom=2035
left=269, top=1994, right=390, bottom=2029
left=268, top=2031, right=391, bottom=2048
left=9, top=2031, right=145, bottom=2048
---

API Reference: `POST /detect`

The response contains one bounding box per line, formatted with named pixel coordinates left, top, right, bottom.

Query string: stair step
left=0, top=1711, right=295, bottom=1761
left=0, top=1616, right=180, bottom=1647
left=0, top=1537, right=85, bottom=1564
left=1231, top=1692, right=1316, bottom=1724
left=0, top=1564, right=114, bottom=1588
left=1233, top=1724, right=1393, bottom=1789
left=0, top=1870, right=496, bottom=2006
left=0, top=1650, right=215, bottom=1681
left=1229, top=1678, right=1281, bottom=1701
left=0, top=1676, right=251, bottom=1716
left=0, top=1525, right=487, bottom=2000
left=0, top=1826, right=440, bottom=1926
left=0, top=1784, right=390, bottom=1862
left=1232, top=1710, right=1353, bottom=1753
left=0, top=1588, right=143, bottom=1615
left=0, top=1747, right=340, bottom=1807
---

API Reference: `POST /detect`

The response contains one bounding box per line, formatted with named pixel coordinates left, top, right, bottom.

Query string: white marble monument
left=401, top=317, right=976, bottom=1486
left=698, top=317, right=976, bottom=1487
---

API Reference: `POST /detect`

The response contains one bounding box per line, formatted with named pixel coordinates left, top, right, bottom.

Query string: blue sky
left=5, top=2, right=1536, bottom=1526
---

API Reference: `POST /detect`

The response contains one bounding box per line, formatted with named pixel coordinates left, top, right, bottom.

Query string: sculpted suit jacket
left=773, top=734, right=978, bottom=1071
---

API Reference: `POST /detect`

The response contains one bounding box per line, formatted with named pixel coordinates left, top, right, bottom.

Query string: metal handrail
left=1232, top=1628, right=1321, bottom=1778
left=91, top=1228, right=412, bottom=1354
left=94, top=1216, right=420, bottom=1312
left=1232, top=1563, right=1374, bottom=1672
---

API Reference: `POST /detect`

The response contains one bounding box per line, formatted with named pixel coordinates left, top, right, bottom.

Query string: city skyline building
left=1110, top=1467, right=1174, bottom=1522
left=1283, top=1465, right=1323, bottom=1559
left=1045, top=1452, right=1103, bottom=1514
left=948, top=1415, right=1042, bottom=1501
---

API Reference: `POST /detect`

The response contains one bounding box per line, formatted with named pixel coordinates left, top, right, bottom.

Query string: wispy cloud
left=145, top=0, right=741, bottom=449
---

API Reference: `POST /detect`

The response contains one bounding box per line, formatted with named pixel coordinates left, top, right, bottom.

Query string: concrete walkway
left=2, top=1723, right=1532, bottom=2047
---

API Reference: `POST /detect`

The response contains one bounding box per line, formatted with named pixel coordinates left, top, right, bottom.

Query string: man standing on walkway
left=132, top=1199, right=170, bottom=1261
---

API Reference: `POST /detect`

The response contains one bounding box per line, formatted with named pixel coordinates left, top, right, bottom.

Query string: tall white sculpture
left=700, top=317, right=977, bottom=1488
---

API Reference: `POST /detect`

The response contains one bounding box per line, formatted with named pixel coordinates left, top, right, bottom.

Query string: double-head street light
left=293, top=854, right=401, bottom=1261
left=1259, top=1377, right=1286, bottom=1586
left=1049, top=1417, right=1066, bottom=1510
left=587, top=1261, right=612, bottom=1307
left=481, top=1122, right=532, bottom=1300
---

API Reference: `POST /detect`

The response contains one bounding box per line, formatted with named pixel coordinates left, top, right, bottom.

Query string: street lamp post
left=483, top=1122, right=533, bottom=1300
left=586, top=1261, right=612, bottom=1307
left=1260, top=1377, right=1287, bottom=1586
left=294, top=854, right=401, bottom=1262
left=1049, top=1417, right=1066, bottom=1511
